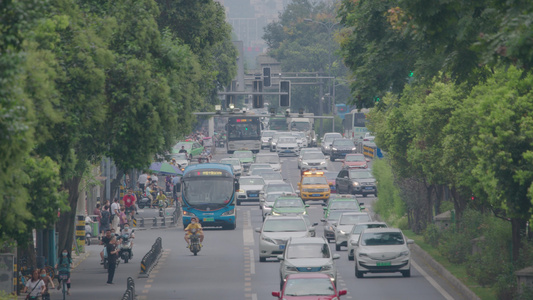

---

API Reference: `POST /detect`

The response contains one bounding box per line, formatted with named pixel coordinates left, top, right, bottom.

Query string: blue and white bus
left=179, top=163, right=239, bottom=230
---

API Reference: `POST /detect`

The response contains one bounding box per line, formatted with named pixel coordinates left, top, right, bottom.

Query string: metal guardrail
left=139, top=237, right=162, bottom=277
left=136, top=206, right=181, bottom=230
left=121, top=277, right=135, bottom=300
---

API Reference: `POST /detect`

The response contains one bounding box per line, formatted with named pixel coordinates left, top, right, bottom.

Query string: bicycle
left=58, top=270, right=70, bottom=300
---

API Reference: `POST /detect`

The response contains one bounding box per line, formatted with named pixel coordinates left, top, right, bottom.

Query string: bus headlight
left=183, top=211, right=196, bottom=217
left=222, top=208, right=235, bottom=216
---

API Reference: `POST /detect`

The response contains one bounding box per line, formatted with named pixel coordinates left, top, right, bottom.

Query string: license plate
left=377, top=261, right=391, bottom=267
left=279, top=244, right=285, bottom=250
left=284, top=150, right=292, bottom=153
left=364, top=187, right=373, bottom=190
left=249, top=194, right=258, bottom=197
left=203, top=217, right=214, bottom=222
left=311, top=194, right=321, bottom=197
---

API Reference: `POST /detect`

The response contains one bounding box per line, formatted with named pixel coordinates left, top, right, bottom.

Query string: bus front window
left=183, top=178, right=234, bottom=207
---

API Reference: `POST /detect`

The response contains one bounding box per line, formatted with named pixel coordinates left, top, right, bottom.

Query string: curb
left=72, top=250, right=91, bottom=270
left=411, top=244, right=481, bottom=300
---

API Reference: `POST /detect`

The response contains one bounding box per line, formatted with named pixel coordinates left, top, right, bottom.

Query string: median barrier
left=121, top=277, right=136, bottom=300
left=139, top=237, right=162, bottom=278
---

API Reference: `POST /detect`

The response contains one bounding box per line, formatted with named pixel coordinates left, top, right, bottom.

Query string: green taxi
left=231, top=150, right=255, bottom=172
left=173, top=141, right=204, bottom=158
left=323, top=195, right=364, bottom=219
left=271, top=195, right=309, bottom=216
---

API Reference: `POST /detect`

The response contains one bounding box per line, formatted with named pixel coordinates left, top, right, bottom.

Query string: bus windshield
left=291, top=122, right=310, bottom=131
left=183, top=177, right=234, bottom=208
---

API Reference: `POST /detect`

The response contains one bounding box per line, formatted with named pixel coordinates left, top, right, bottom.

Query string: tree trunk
left=511, top=218, right=526, bottom=262
left=110, top=169, right=125, bottom=201
left=434, top=184, right=443, bottom=216
left=57, top=176, right=82, bottom=254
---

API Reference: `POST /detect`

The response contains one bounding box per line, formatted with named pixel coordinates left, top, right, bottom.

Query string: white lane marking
left=411, top=260, right=455, bottom=300
left=243, top=210, right=255, bottom=246
left=249, top=249, right=255, bottom=274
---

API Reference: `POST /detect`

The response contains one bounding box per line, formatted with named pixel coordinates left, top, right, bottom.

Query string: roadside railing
left=120, top=277, right=135, bottom=300
left=139, top=237, right=162, bottom=277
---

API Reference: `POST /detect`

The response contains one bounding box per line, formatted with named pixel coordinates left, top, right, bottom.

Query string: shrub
left=438, top=226, right=472, bottom=264
left=423, top=223, right=441, bottom=248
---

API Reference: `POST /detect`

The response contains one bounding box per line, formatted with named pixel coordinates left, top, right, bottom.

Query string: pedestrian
left=39, top=268, right=55, bottom=300
left=93, top=203, right=101, bottom=236
left=172, top=175, right=181, bottom=205
left=151, top=173, right=159, bottom=184
left=23, top=269, right=45, bottom=300
left=100, top=205, right=111, bottom=237
left=138, top=172, right=148, bottom=192
left=111, top=198, right=120, bottom=232
left=106, top=235, right=119, bottom=285
left=118, top=207, right=128, bottom=230
left=55, top=248, right=72, bottom=295
left=122, top=189, right=136, bottom=219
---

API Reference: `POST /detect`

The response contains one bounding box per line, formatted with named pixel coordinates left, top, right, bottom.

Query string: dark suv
left=335, top=168, right=377, bottom=197
left=330, top=139, right=356, bottom=161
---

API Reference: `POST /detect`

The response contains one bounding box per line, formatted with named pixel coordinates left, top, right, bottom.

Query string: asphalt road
left=61, top=147, right=469, bottom=300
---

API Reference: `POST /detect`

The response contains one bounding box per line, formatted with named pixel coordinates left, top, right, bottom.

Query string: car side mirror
left=338, top=290, right=347, bottom=296
left=234, top=181, right=240, bottom=191
left=277, top=255, right=284, bottom=261
left=272, top=291, right=281, bottom=298
left=254, top=228, right=261, bottom=233
left=305, top=205, right=310, bottom=208
left=350, top=240, right=359, bottom=246
left=407, top=239, right=414, bottom=244
left=320, top=219, right=326, bottom=223
left=312, top=222, right=318, bottom=227
left=332, top=254, right=340, bottom=260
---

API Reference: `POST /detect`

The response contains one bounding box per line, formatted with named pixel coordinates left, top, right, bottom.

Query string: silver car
left=219, top=158, right=242, bottom=176
left=256, top=215, right=310, bottom=262
left=321, top=132, right=343, bottom=155
left=353, top=228, right=414, bottom=278
left=254, top=153, right=281, bottom=171
left=298, top=151, right=327, bottom=171
left=276, top=136, right=300, bottom=157
left=260, top=182, right=295, bottom=202
left=298, top=148, right=322, bottom=167
left=270, top=132, right=292, bottom=152
left=259, top=171, right=284, bottom=185
left=347, top=222, right=388, bottom=261
left=278, top=237, right=340, bottom=289
left=261, top=130, right=276, bottom=149
left=248, top=163, right=273, bottom=175
left=291, top=131, right=308, bottom=148
left=236, top=176, right=265, bottom=205
left=334, top=212, right=372, bottom=251
left=260, top=191, right=285, bottom=221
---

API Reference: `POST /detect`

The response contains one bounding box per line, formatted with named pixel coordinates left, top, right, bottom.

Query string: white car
left=259, top=171, right=284, bottom=185
left=254, top=153, right=281, bottom=171
left=334, top=212, right=372, bottom=251
left=260, top=191, right=285, bottom=221
left=291, top=131, right=308, bottom=148
left=270, top=132, right=292, bottom=152
left=298, top=148, right=322, bottom=167
left=170, top=153, right=189, bottom=170
left=236, top=176, right=265, bottom=205
left=298, top=151, right=327, bottom=171
left=219, top=158, right=243, bottom=176
left=276, top=136, right=300, bottom=156
left=278, top=237, right=340, bottom=289
left=261, top=130, right=276, bottom=149
left=321, top=132, right=343, bottom=155
left=347, top=222, right=388, bottom=261
left=248, top=163, right=273, bottom=175
left=256, top=215, right=310, bottom=262
left=353, top=228, right=414, bottom=278
left=260, top=182, right=295, bottom=202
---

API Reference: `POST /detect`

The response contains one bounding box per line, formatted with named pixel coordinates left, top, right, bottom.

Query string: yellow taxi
left=298, top=170, right=330, bottom=203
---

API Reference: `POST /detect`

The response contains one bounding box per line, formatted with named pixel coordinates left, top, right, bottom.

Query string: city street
left=55, top=148, right=469, bottom=300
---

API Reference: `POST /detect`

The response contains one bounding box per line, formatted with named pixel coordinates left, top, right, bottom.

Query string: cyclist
left=55, top=249, right=72, bottom=295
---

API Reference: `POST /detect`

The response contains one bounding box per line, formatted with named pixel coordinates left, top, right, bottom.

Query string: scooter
left=119, top=231, right=134, bottom=263
left=189, top=229, right=202, bottom=256
left=85, top=224, right=93, bottom=245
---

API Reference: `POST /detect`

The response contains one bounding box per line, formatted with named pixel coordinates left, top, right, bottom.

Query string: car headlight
left=302, top=162, right=309, bottom=165
left=353, top=182, right=360, bottom=186
left=320, top=161, right=326, bottom=165
left=321, top=265, right=332, bottom=271
left=272, top=142, right=277, bottom=145
left=358, top=252, right=368, bottom=257
left=271, top=211, right=281, bottom=216
left=339, top=230, right=347, bottom=235
left=352, top=147, right=357, bottom=151
left=400, top=251, right=410, bottom=257
left=237, top=189, right=244, bottom=193
left=332, top=147, right=337, bottom=151
left=284, top=265, right=298, bottom=272
left=221, top=208, right=235, bottom=216
left=261, top=236, right=275, bottom=244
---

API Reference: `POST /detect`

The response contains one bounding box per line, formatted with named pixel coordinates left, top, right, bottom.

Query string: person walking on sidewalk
left=55, top=248, right=72, bottom=295
left=111, top=198, right=120, bottom=232
left=23, top=269, right=45, bottom=300
left=106, top=235, right=120, bottom=284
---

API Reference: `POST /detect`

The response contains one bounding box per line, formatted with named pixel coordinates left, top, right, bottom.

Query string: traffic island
left=139, top=237, right=163, bottom=278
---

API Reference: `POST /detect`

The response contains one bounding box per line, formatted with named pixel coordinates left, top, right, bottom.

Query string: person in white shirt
left=110, top=199, right=120, bottom=232
left=138, top=173, right=148, bottom=191
left=151, top=174, right=159, bottom=184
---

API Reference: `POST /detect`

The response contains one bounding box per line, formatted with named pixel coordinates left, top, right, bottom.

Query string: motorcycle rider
left=184, top=217, right=204, bottom=248
left=99, top=229, right=113, bottom=264
left=120, top=224, right=135, bottom=257
left=156, top=190, right=168, bottom=208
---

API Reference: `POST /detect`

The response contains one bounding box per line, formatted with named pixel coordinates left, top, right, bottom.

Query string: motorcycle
left=119, top=231, right=134, bottom=263
left=85, top=224, right=93, bottom=246
left=198, top=155, right=210, bottom=163
left=136, top=193, right=151, bottom=209
left=189, top=228, right=202, bottom=256
left=157, top=199, right=168, bottom=217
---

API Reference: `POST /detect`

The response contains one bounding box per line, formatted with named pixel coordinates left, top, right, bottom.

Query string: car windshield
left=324, top=134, right=342, bottom=142
left=266, top=194, right=282, bottom=203
left=250, top=164, right=271, bottom=170
left=174, top=143, right=192, bottom=150
left=352, top=223, right=387, bottom=234
left=283, top=278, right=335, bottom=296
left=330, top=201, right=359, bottom=210
left=233, top=151, right=253, bottom=158
left=345, top=155, right=365, bottom=162
left=262, top=131, right=275, bottom=138
left=339, top=214, right=371, bottom=225
left=291, top=122, right=310, bottom=131
left=286, top=243, right=330, bottom=259
left=333, top=140, right=354, bottom=146
left=255, top=155, right=279, bottom=164
left=251, top=169, right=272, bottom=176
left=240, top=178, right=265, bottom=185
left=274, top=198, right=304, bottom=208
left=303, top=153, right=325, bottom=160
left=172, top=153, right=188, bottom=160
left=324, top=172, right=337, bottom=180
left=220, top=159, right=240, bottom=166
left=262, top=172, right=282, bottom=181
left=302, top=177, right=327, bottom=185
left=327, top=210, right=352, bottom=221
left=279, top=137, right=297, bottom=143
left=349, top=170, right=373, bottom=179
left=361, top=232, right=405, bottom=246
left=263, top=219, right=307, bottom=232
left=266, top=184, right=293, bottom=193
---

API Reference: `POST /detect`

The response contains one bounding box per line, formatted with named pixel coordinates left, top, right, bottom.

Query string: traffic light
left=374, top=96, right=380, bottom=103
left=263, top=67, right=271, bottom=87
left=253, top=80, right=263, bottom=108
left=408, top=71, right=414, bottom=77
left=279, top=80, right=291, bottom=107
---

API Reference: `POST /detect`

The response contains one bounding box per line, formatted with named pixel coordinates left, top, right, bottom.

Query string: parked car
left=353, top=228, right=414, bottom=278
left=272, top=273, right=347, bottom=300
left=336, top=169, right=377, bottom=197
left=329, top=139, right=357, bottom=162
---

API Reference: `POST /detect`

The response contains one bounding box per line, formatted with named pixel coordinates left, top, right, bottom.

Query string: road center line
left=411, top=260, right=454, bottom=300
left=249, top=249, right=255, bottom=275
left=243, top=210, right=254, bottom=246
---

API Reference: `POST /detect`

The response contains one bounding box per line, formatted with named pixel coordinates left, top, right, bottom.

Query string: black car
left=335, top=168, right=377, bottom=197
left=330, top=139, right=356, bottom=161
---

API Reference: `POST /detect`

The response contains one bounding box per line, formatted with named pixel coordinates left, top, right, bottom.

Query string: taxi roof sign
left=302, top=170, right=324, bottom=176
